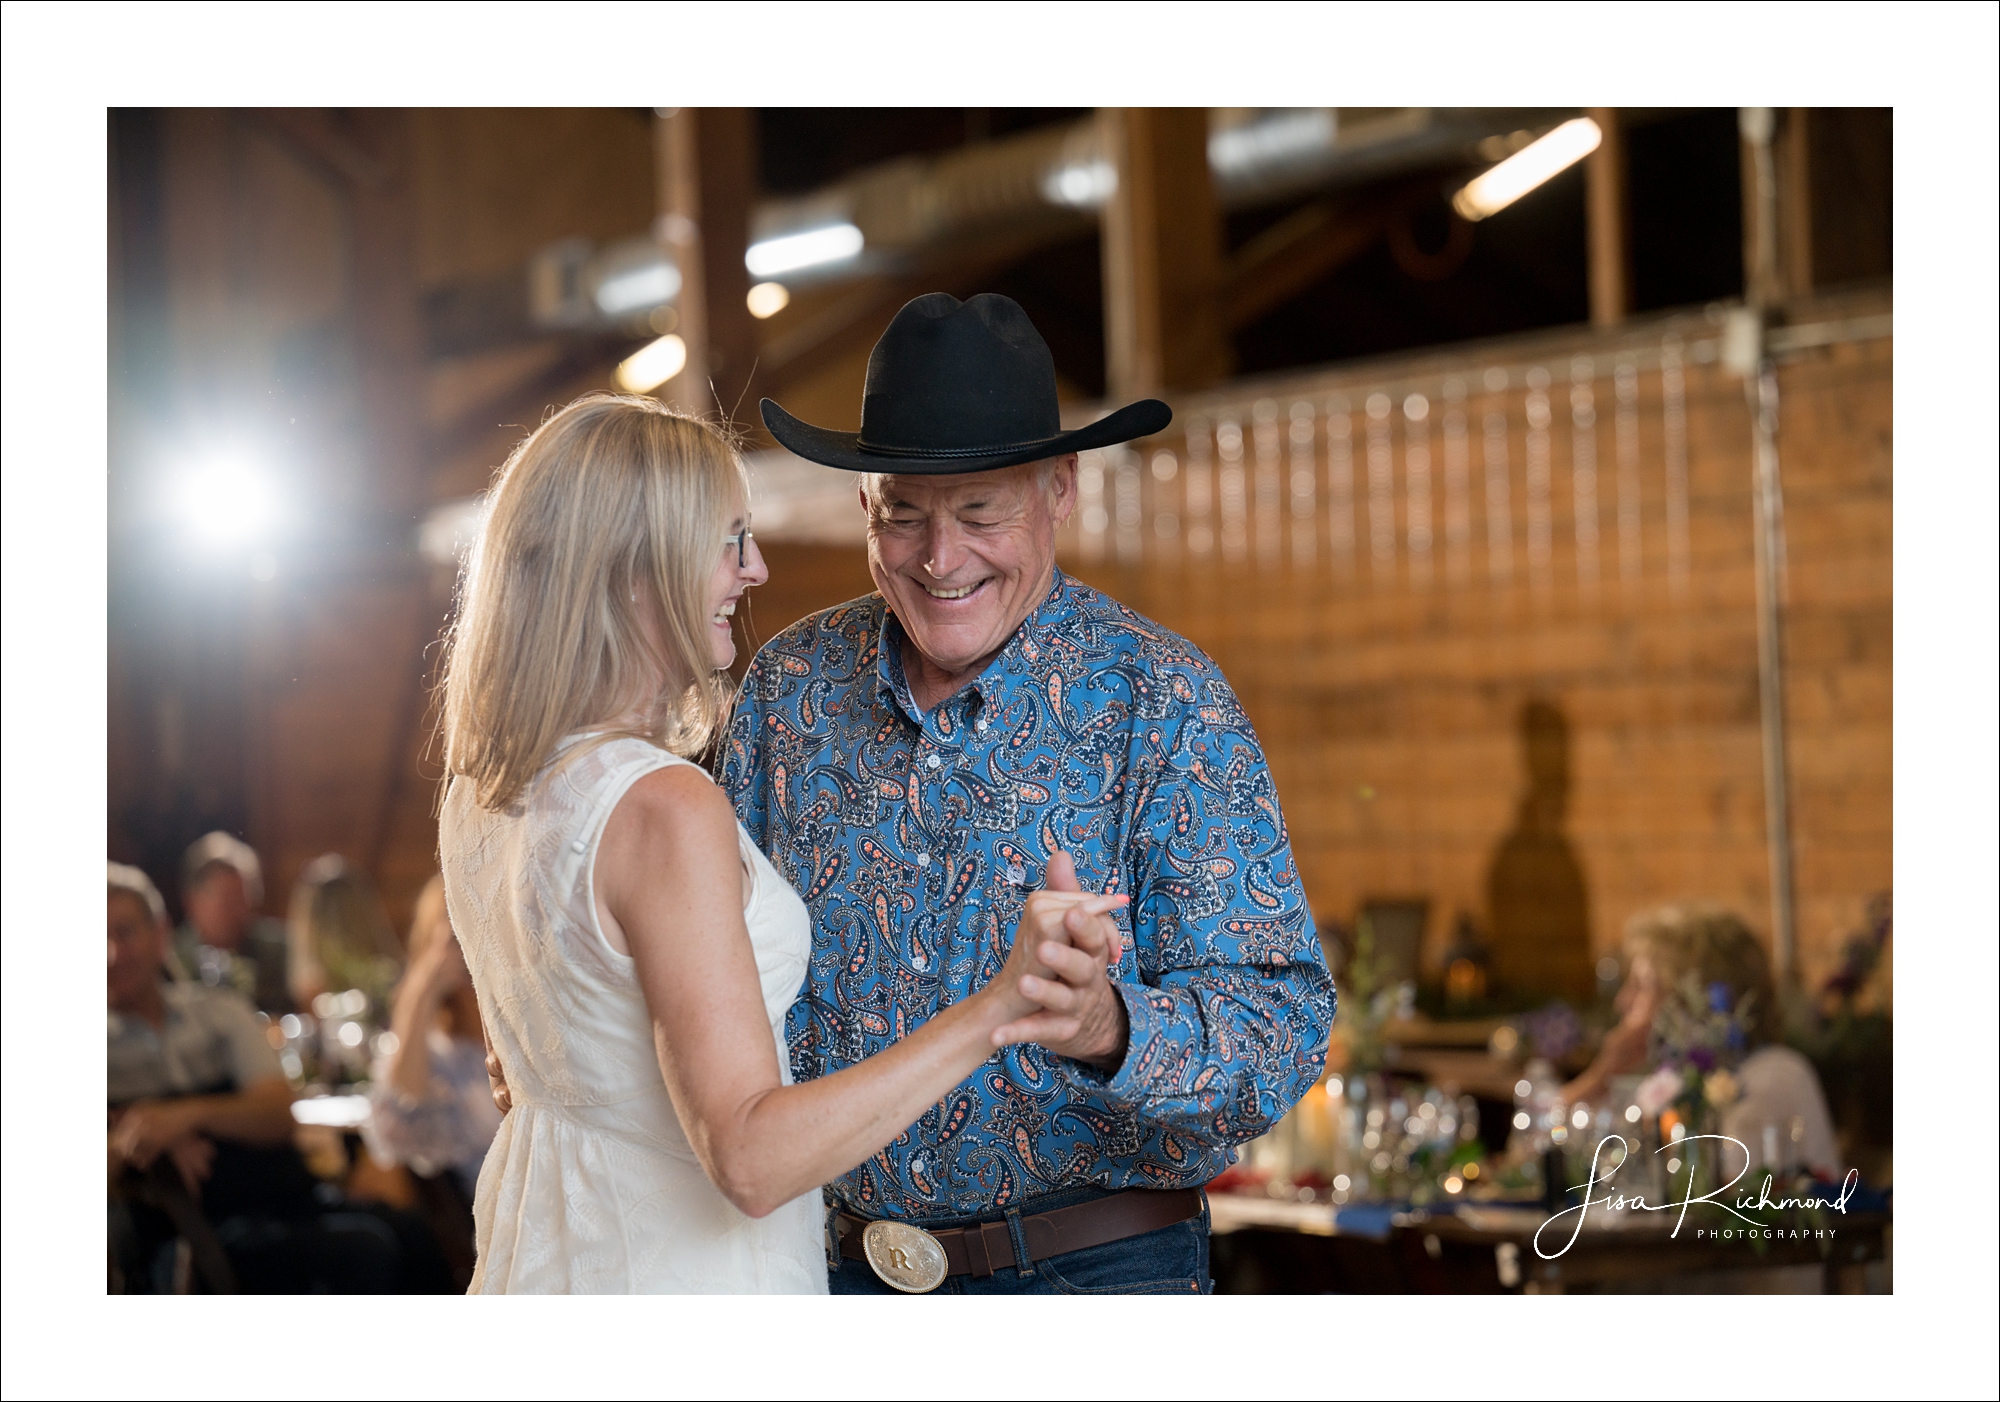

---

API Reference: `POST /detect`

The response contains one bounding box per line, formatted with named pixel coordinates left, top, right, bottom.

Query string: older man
left=725, top=293, right=1333, bottom=1294
left=172, top=831, right=293, bottom=1014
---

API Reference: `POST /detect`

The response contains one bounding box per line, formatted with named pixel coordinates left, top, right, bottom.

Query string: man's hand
left=166, top=1133, right=217, bottom=1193
left=995, top=851, right=1131, bottom=1069
left=109, top=1099, right=204, bottom=1171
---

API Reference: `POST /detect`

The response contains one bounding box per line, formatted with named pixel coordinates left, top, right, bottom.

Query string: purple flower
left=1688, top=1045, right=1717, bottom=1072
left=1706, top=982, right=1732, bottom=1013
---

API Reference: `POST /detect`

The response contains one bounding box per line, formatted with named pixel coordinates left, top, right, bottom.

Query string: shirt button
left=916, top=851, right=931, bottom=867
left=976, top=717, right=990, bottom=733
left=926, top=754, right=941, bottom=769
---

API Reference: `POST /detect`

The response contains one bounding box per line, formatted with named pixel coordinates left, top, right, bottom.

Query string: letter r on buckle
left=861, top=1220, right=948, bottom=1293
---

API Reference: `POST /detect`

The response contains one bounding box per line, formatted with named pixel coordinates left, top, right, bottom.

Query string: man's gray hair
left=859, top=456, right=1066, bottom=509
left=181, top=830, right=264, bottom=905
left=108, top=861, right=167, bottom=926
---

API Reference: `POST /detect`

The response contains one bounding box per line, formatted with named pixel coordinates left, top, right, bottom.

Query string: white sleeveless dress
left=439, top=735, right=827, bottom=1293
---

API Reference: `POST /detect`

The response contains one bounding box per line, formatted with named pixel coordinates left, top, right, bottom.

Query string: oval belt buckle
left=861, top=1220, right=949, bottom=1294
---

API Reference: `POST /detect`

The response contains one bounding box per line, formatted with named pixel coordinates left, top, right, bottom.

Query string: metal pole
left=1733, top=107, right=1798, bottom=983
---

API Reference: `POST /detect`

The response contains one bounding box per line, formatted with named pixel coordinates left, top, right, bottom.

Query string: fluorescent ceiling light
left=1041, top=158, right=1117, bottom=209
left=746, top=281, right=791, bottom=319
left=594, top=259, right=681, bottom=317
left=744, top=223, right=864, bottom=279
left=1452, top=117, right=1602, bottom=222
left=1208, top=109, right=1337, bottom=176
left=614, top=334, right=688, bottom=394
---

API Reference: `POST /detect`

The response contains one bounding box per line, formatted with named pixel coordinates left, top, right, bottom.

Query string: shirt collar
left=874, top=569, right=1077, bottom=726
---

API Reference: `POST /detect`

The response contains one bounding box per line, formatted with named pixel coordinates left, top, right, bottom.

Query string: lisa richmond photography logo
left=1533, top=1133, right=1863, bottom=1260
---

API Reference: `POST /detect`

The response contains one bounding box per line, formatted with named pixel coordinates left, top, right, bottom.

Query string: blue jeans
left=827, top=1185, right=1211, bottom=1295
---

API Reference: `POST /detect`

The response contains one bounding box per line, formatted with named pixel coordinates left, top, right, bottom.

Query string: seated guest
left=285, top=853, right=402, bottom=1015
left=1563, top=902, right=1842, bottom=1180
left=364, top=874, right=501, bottom=1199
left=108, top=862, right=444, bottom=1292
left=173, top=832, right=293, bottom=1015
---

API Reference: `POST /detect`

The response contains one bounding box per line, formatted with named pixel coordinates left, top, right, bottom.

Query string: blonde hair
left=441, top=394, right=747, bottom=812
left=1624, top=902, right=1780, bottom=1045
left=287, top=853, right=402, bottom=1008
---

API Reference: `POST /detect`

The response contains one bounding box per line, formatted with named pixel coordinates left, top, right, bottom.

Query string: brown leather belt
left=838, top=1187, right=1203, bottom=1281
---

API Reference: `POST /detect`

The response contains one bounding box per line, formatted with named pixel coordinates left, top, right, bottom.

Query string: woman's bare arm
left=598, top=765, right=1124, bottom=1218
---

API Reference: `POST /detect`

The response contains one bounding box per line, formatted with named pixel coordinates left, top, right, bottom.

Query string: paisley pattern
left=723, top=571, right=1334, bottom=1220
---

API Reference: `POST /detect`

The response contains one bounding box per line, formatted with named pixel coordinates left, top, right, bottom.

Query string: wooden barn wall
left=1050, top=302, right=1890, bottom=997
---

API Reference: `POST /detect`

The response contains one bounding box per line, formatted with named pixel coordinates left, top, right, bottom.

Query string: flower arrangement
left=1324, top=916, right=1404, bottom=1077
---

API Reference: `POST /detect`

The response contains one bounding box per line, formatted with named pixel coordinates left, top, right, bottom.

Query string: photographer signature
left=1533, top=1134, right=1862, bottom=1260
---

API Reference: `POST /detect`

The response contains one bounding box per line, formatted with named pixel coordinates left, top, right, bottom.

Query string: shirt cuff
left=1049, top=980, right=1168, bottom=1103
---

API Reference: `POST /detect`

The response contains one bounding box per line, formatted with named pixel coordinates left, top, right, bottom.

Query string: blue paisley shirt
left=721, top=570, right=1333, bottom=1219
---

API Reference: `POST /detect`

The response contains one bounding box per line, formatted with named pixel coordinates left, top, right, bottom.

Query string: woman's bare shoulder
left=607, top=762, right=737, bottom=850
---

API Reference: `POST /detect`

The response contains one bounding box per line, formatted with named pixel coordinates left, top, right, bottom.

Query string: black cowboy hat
left=760, top=292, right=1171, bottom=474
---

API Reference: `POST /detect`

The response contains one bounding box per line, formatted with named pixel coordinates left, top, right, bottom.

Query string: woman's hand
left=1560, top=956, right=1663, bottom=1105
left=389, top=935, right=472, bottom=1101
left=484, top=1043, right=512, bottom=1115
left=403, top=933, right=471, bottom=1012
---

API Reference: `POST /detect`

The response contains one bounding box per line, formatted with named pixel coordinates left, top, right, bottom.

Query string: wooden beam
left=1585, top=107, right=1632, bottom=327
left=1778, top=107, right=1814, bottom=298
left=1740, top=106, right=1814, bottom=307
left=756, top=225, right=1070, bottom=394
left=342, top=110, right=427, bottom=519
left=246, top=108, right=389, bottom=190
left=431, top=334, right=635, bottom=465
left=654, top=107, right=762, bottom=428
left=1223, top=195, right=1391, bottom=332
left=1099, top=108, right=1226, bottom=399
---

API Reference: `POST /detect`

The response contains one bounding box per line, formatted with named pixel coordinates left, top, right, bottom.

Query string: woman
left=437, top=394, right=1120, bottom=1293
left=1563, top=903, right=1841, bottom=1180
left=364, top=874, right=501, bottom=1198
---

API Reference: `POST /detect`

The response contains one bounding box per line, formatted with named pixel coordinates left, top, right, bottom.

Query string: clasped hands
left=486, top=848, right=1134, bottom=1113
left=988, top=850, right=1130, bottom=1070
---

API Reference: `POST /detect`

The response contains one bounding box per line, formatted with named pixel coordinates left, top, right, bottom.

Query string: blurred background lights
left=614, top=333, right=688, bottom=394
left=743, top=222, right=863, bottom=279
left=174, top=453, right=277, bottom=548
left=745, top=281, right=791, bottom=319
left=1041, top=158, right=1117, bottom=208
left=1452, top=116, right=1603, bottom=221
left=593, top=257, right=681, bottom=318
left=419, top=494, right=491, bottom=565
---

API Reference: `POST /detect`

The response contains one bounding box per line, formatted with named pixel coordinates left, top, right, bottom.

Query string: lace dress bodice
left=440, top=735, right=825, bottom=1293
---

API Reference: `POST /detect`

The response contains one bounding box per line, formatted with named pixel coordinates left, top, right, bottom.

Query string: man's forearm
left=186, top=1079, right=297, bottom=1146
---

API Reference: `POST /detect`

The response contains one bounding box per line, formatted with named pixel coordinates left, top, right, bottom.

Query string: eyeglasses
left=722, top=518, right=754, bottom=569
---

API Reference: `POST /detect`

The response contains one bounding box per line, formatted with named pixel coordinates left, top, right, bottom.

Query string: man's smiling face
left=864, top=456, right=1076, bottom=691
